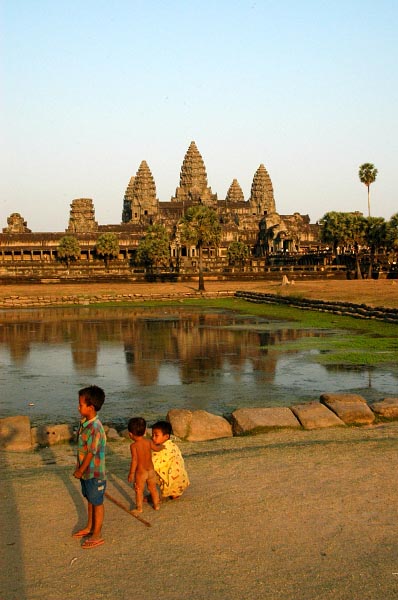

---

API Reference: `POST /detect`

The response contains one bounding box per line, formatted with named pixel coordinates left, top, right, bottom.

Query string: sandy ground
left=1, top=276, right=398, bottom=307
left=2, top=278, right=398, bottom=599
left=2, top=424, right=398, bottom=600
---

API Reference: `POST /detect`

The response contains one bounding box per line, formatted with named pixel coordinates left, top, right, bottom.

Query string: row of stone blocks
left=235, top=291, right=398, bottom=323
left=1, top=394, right=398, bottom=451
left=0, top=290, right=235, bottom=309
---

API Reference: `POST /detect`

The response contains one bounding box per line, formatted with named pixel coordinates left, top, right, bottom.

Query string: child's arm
left=73, top=452, right=93, bottom=479
left=150, top=441, right=165, bottom=452
left=128, top=443, right=137, bottom=483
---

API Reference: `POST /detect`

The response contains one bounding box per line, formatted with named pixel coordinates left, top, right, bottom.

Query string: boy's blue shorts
left=80, top=478, right=106, bottom=506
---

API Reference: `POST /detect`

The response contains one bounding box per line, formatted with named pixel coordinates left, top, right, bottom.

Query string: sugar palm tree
left=95, top=233, right=119, bottom=270
left=136, top=223, right=170, bottom=273
left=358, top=163, right=378, bottom=217
left=179, top=205, right=221, bottom=291
left=57, top=235, right=81, bottom=268
left=227, top=240, right=250, bottom=268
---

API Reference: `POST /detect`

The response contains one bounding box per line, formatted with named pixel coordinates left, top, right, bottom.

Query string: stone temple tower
left=226, top=179, right=244, bottom=202
left=127, top=161, right=158, bottom=224
left=249, top=164, right=276, bottom=216
left=172, top=141, right=217, bottom=206
left=121, top=176, right=135, bottom=223
left=67, top=198, right=98, bottom=233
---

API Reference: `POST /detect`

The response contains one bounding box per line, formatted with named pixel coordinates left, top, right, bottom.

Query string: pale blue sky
left=1, top=0, right=397, bottom=231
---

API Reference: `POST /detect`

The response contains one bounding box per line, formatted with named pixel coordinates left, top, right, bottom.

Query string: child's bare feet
left=154, top=503, right=160, bottom=511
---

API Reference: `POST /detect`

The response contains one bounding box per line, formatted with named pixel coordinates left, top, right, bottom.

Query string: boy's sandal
left=82, top=538, right=104, bottom=549
left=72, top=529, right=92, bottom=538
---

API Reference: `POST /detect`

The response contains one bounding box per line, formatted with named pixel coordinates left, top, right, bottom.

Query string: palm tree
left=386, top=213, right=398, bottom=255
left=136, top=223, right=170, bottom=273
left=320, top=211, right=366, bottom=277
left=57, top=235, right=81, bottom=268
left=227, top=240, right=250, bottom=268
left=179, top=205, right=221, bottom=291
left=319, top=212, right=346, bottom=255
left=358, top=163, right=378, bottom=217
left=364, top=217, right=386, bottom=278
left=95, top=233, right=119, bottom=270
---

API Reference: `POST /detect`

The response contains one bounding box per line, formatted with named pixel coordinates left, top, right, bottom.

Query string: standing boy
left=73, top=385, right=106, bottom=549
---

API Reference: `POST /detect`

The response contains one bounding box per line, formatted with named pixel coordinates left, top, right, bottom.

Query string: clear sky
left=1, top=0, right=397, bottom=232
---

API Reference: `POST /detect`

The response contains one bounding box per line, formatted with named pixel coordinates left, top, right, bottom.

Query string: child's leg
left=147, top=476, right=160, bottom=510
left=134, top=472, right=146, bottom=512
left=72, top=500, right=93, bottom=537
left=91, top=502, right=104, bottom=540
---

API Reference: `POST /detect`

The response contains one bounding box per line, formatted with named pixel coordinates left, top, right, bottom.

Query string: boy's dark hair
left=128, top=417, right=147, bottom=436
left=151, top=420, right=172, bottom=437
left=79, top=385, right=105, bottom=411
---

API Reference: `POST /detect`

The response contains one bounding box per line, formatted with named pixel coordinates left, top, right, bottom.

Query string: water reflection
left=0, top=306, right=397, bottom=426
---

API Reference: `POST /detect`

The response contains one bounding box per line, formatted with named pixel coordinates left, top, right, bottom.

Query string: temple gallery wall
left=0, top=141, right=321, bottom=276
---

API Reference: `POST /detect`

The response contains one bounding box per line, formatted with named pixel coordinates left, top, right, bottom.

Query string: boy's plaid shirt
left=76, top=416, right=106, bottom=479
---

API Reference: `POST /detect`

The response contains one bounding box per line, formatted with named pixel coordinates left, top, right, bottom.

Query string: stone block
left=0, top=415, right=32, bottom=451
left=120, top=429, right=130, bottom=439
left=167, top=409, right=232, bottom=441
left=371, top=397, right=398, bottom=419
left=167, top=409, right=192, bottom=439
left=33, top=423, right=74, bottom=446
left=106, top=427, right=121, bottom=440
left=231, top=407, right=300, bottom=435
left=320, top=393, right=375, bottom=425
left=291, top=402, right=345, bottom=429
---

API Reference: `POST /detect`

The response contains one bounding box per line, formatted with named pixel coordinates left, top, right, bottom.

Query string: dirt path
left=2, top=424, right=398, bottom=600
left=1, top=277, right=398, bottom=308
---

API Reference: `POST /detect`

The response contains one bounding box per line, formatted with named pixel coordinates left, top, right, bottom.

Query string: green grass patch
left=269, top=328, right=398, bottom=367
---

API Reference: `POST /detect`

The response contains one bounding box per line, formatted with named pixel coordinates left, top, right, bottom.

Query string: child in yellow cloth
left=151, top=421, right=190, bottom=500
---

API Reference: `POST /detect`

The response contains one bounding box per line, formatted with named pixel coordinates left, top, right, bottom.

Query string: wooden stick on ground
left=105, top=491, right=151, bottom=527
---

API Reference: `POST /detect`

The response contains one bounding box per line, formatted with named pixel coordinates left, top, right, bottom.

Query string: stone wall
left=235, top=290, right=398, bottom=323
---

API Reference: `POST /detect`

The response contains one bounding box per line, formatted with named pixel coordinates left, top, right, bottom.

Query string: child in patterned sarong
left=151, top=421, right=190, bottom=500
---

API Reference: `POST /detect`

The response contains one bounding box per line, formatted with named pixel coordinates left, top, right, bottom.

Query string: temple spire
left=226, top=179, right=244, bottom=202
left=249, top=164, right=275, bottom=215
left=122, top=176, right=135, bottom=223
left=172, top=141, right=217, bottom=205
left=128, top=161, right=158, bottom=223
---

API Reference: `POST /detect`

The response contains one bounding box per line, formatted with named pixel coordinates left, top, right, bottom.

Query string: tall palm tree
left=358, top=163, right=378, bottom=217
left=179, top=205, right=221, bottom=291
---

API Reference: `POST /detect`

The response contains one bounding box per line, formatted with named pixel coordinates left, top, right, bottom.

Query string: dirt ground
left=1, top=276, right=398, bottom=308
left=2, top=278, right=398, bottom=599
left=2, top=424, right=398, bottom=600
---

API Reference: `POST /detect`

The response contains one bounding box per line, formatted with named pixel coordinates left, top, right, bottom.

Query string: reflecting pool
left=0, top=305, right=397, bottom=426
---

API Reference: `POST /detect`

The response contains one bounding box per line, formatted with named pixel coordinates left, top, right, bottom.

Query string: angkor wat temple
left=0, top=141, right=320, bottom=277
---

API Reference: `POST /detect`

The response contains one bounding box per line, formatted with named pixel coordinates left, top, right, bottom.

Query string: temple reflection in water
left=2, top=305, right=392, bottom=426
left=0, top=306, right=313, bottom=382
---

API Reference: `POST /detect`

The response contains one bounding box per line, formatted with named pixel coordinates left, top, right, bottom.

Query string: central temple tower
left=171, top=141, right=217, bottom=206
